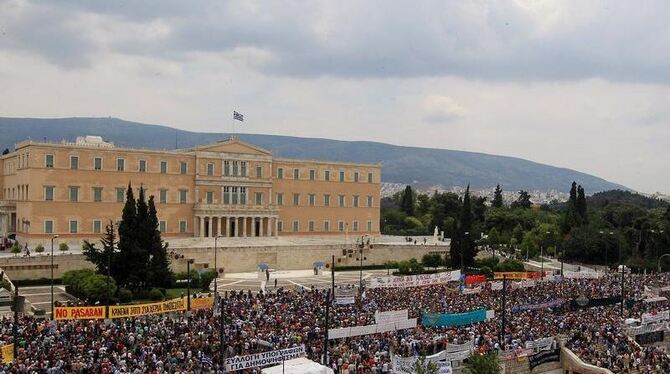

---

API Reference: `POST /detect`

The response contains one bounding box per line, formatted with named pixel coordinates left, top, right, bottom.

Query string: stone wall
left=0, top=243, right=448, bottom=279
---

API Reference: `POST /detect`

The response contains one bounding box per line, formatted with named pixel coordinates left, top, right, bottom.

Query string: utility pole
left=618, top=233, right=624, bottom=318
left=500, top=276, right=507, bottom=351
left=323, top=289, right=330, bottom=366
left=13, top=285, right=19, bottom=359
left=219, top=293, right=225, bottom=370
left=331, top=255, right=335, bottom=296
left=186, top=259, right=194, bottom=311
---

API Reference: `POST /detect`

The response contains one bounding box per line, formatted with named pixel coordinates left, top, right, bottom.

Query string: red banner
left=465, top=275, right=487, bottom=285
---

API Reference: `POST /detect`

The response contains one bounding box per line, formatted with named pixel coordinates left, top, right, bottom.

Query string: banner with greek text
left=525, top=337, right=555, bottom=351
left=569, top=296, right=621, bottom=310
left=462, top=286, right=482, bottom=295
left=375, top=310, right=408, bottom=325
left=393, top=352, right=453, bottom=374
left=493, top=272, right=542, bottom=280
left=465, top=275, right=486, bottom=285
left=642, top=310, right=670, bottom=325
left=109, top=298, right=186, bottom=319
left=225, top=345, right=305, bottom=371
left=563, top=271, right=602, bottom=279
left=625, top=322, right=667, bottom=336
left=528, top=348, right=560, bottom=369
left=368, top=270, right=461, bottom=289
left=190, top=297, right=214, bottom=310
left=490, top=281, right=503, bottom=290
left=54, top=306, right=106, bottom=321
left=422, top=309, right=489, bottom=328
left=328, top=318, right=417, bottom=339
left=513, top=299, right=565, bottom=312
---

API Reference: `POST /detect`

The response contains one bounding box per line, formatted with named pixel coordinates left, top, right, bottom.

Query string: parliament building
left=0, top=136, right=381, bottom=245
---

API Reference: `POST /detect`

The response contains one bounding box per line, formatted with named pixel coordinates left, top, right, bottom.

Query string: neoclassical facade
left=0, top=136, right=381, bottom=245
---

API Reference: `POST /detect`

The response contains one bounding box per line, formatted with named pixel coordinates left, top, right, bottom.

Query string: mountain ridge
left=0, top=117, right=627, bottom=192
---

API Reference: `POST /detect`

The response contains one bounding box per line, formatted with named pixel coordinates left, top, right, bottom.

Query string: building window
left=70, top=156, right=79, bottom=170
left=339, top=171, right=345, bottom=182
left=179, top=190, right=187, bottom=204
left=232, top=161, right=239, bottom=176
left=223, top=187, right=231, bottom=204
left=160, top=161, right=168, bottom=174
left=69, top=220, right=78, bottom=234
left=308, top=194, right=315, bottom=206
left=338, top=194, right=345, bottom=207
left=354, top=172, right=359, bottom=182
left=94, top=157, right=102, bottom=170
left=206, top=191, right=214, bottom=204
left=308, top=221, right=315, bottom=232
left=368, top=172, right=373, bottom=183
left=353, top=221, right=359, bottom=232
left=159, top=221, right=166, bottom=232
left=44, top=220, right=53, bottom=234
left=116, top=188, right=125, bottom=203
left=255, top=192, right=263, bottom=205
left=309, top=169, right=316, bottom=180
left=278, top=221, right=283, bottom=233
left=292, top=220, right=299, bottom=232
left=256, top=166, right=263, bottom=178
left=179, top=220, right=187, bottom=233
left=45, top=154, right=54, bottom=168
left=139, top=160, right=147, bottom=172
left=241, top=161, right=247, bottom=177
left=93, top=187, right=103, bottom=202
left=44, top=186, right=54, bottom=201
left=180, top=161, right=187, bottom=174
left=277, top=167, right=283, bottom=179
left=367, top=221, right=372, bottom=232
left=293, top=193, right=300, bottom=206
left=159, top=189, right=167, bottom=204
left=93, top=220, right=102, bottom=234
left=231, top=187, right=238, bottom=204
left=324, top=170, right=330, bottom=181
left=293, top=168, right=300, bottom=180
left=117, top=158, right=125, bottom=171
left=207, top=163, right=214, bottom=176
left=240, top=187, right=247, bottom=204
left=324, top=194, right=330, bottom=207
left=276, top=193, right=283, bottom=206
left=224, top=161, right=230, bottom=176
left=69, top=186, right=79, bottom=202
left=353, top=195, right=359, bottom=207
left=324, top=221, right=330, bottom=232
left=367, top=195, right=373, bottom=207
left=338, top=221, right=345, bottom=232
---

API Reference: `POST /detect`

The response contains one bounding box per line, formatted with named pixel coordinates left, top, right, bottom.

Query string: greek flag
left=233, top=111, right=244, bottom=122
left=201, top=355, right=213, bottom=367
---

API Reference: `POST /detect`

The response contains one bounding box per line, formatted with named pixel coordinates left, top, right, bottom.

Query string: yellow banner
left=54, top=306, right=106, bottom=320
left=494, top=272, right=532, bottom=280
left=191, top=297, right=214, bottom=310
left=1, top=344, right=14, bottom=364
left=108, top=297, right=186, bottom=319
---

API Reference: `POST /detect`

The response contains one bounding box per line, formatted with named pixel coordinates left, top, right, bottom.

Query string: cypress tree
left=576, top=185, right=587, bottom=222
left=492, top=184, right=504, bottom=208
left=118, top=183, right=142, bottom=290
left=451, top=185, right=474, bottom=269
left=147, top=195, right=174, bottom=288
left=665, top=205, right=670, bottom=222
left=135, top=186, right=152, bottom=288
left=400, top=185, right=415, bottom=216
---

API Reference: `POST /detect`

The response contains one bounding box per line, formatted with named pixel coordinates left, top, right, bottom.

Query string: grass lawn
left=165, top=288, right=190, bottom=299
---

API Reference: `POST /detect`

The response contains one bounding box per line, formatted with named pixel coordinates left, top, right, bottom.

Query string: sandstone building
left=0, top=136, right=380, bottom=245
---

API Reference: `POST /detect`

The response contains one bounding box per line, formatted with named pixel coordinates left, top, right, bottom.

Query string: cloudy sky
left=1, top=0, right=669, bottom=193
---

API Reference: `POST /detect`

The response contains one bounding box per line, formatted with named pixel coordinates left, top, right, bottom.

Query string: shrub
left=62, top=269, right=116, bottom=303
left=422, top=253, right=443, bottom=268
left=148, top=288, right=164, bottom=301
left=10, top=243, right=21, bottom=256
left=397, top=258, right=425, bottom=275
left=117, top=288, right=133, bottom=303
left=34, top=244, right=45, bottom=253
left=1, top=279, right=12, bottom=291
left=175, top=270, right=201, bottom=289
left=480, top=266, right=493, bottom=277
left=494, top=259, right=525, bottom=272
left=464, top=352, right=501, bottom=374
left=199, top=270, right=217, bottom=292
left=59, top=243, right=69, bottom=252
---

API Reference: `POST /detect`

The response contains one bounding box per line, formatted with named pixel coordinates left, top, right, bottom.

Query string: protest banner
left=375, top=309, right=408, bottom=325
left=464, top=275, right=486, bottom=285
left=525, top=337, right=555, bottom=351
left=393, top=351, right=453, bottom=374
left=528, top=348, right=561, bottom=369
left=635, top=331, right=665, bottom=345
left=641, top=310, right=670, bottom=325
left=225, top=345, right=305, bottom=371
left=190, top=297, right=214, bottom=310
left=328, top=318, right=417, bottom=339
left=422, top=309, right=489, bottom=328
left=490, top=281, right=503, bottom=290
left=54, top=306, right=106, bottom=321
left=109, top=298, right=186, bottom=319
left=1, top=344, right=13, bottom=364
left=513, top=299, right=565, bottom=312
left=624, top=322, right=667, bottom=336
left=493, top=272, right=542, bottom=280
left=368, top=270, right=461, bottom=289
left=563, top=271, right=602, bottom=279
left=445, top=340, right=474, bottom=353
left=569, top=296, right=621, bottom=310
left=462, top=286, right=482, bottom=295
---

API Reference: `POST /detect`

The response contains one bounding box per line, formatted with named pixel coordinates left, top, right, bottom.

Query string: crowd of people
left=1, top=271, right=670, bottom=372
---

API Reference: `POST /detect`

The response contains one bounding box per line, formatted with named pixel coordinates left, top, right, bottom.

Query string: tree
left=59, top=242, right=69, bottom=252
left=464, top=352, right=501, bottom=374
left=576, top=185, right=587, bottom=222
left=451, top=185, right=475, bottom=269
left=400, top=185, right=415, bottom=217
left=82, top=221, right=118, bottom=278
left=1, top=148, right=9, bottom=155
left=412, top=356, right=438, bottom=374
left=35, top=244, right=45, bottom=254
left=422, top=253, right=442, bottom=268
left=10, top=243, right=21, bottom=256
left=664, top=205, right=670, bottom=222
left=510, top=190, right=531, bottom=209
left=488, top=227, right=500, bottom=257
left=492, top=185, right=504, bottom=208
left=117, top=183, right=142, bottom=290
left=147, top=195, right=174, bottom=288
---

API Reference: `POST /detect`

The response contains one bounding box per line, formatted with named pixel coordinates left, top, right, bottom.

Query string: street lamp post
left=50, top=234, right=59, bottom=318
left=462, top=231, right=469, bottom=272
left=214, top=235, right=223, bottom=297
left=187, top=259, right=195, bottom=311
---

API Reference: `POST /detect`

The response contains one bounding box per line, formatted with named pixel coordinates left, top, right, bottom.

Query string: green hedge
left=14, top=278, right=62, bottom=287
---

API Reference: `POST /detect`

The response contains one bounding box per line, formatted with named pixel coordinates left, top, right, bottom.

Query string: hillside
left=0, top=117, right=626, bottom=192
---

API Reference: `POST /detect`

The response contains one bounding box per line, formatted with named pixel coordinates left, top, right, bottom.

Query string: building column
left=199, top=216, right=205, bottom=238
left=242, top=216, right=247, bottom=237
left=258, top=217, right=264, bottom=237
left=251, top=216, right=257, bottom=237
left=273, top=217, right=278, bottom=237
left=208, top=216, right=213, bottom=238
left=236, top=217, right=241, bottom=237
